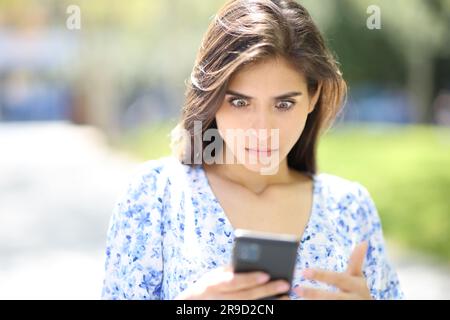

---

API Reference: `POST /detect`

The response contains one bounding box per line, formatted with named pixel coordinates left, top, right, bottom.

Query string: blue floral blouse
left=101, top=155, right=403, bottom=300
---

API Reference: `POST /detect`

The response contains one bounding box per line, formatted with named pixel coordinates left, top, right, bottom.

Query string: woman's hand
left=175, top=265, right=291, bottom=300
left=293, top=241, right=373, bottom=300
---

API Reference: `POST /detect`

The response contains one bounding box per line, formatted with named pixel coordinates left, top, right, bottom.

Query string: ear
left=308, top=81, right=322, bottom=114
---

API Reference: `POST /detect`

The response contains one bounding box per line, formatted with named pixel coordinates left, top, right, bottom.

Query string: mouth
left=245, top=148, right=278, bottom=155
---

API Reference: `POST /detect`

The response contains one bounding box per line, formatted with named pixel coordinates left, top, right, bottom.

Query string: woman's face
left=215, top=56, right=320, bottom=174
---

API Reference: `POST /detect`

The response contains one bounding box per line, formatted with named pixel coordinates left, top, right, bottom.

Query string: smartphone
left=231, top=229, right=300, bottom=300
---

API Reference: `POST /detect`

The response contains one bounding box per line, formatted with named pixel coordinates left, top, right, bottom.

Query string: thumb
left=346, top=241, right=368, bottom=276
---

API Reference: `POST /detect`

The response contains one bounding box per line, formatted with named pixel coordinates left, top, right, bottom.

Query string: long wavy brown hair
left=170, top=0, right=347, bottom=175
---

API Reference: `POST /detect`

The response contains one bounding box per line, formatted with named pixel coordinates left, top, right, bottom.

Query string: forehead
left=228, top=56, right=307, bottom=90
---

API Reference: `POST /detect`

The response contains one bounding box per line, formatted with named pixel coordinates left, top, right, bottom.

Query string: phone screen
left=232, top=229, right=300, bottom=299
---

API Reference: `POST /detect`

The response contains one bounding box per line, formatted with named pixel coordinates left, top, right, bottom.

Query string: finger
left=303, top=268, right=361, bottom=292
left=213, top=271, right=271, bottom=293
left=276, top=295, right=291, bottom=300
left=227, top=280, right=290, bottom=300
left=294, top=287, right=355, bottom=300
left=346, top=241, right=368, bottom=276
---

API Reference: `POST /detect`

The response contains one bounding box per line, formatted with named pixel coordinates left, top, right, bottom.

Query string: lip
left=245, top=148, right=278, bottom=153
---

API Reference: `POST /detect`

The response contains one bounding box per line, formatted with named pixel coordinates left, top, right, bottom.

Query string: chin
left=242, top=163, right=281, bottom=175
left=237, top=151, right=283, bottom=175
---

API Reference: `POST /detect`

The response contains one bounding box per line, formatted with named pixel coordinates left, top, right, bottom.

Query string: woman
left=101, top=0, right=403, bottom=300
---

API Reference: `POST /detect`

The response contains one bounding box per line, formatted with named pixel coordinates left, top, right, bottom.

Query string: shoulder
left=130, top=155, right=197, bottom=181
left=108, top=157, right=181, bottom=236
left=125, top=156, right=181, bottom=187
left=315, top=172, right=371, bottom=201
left=121, top=155, right=200, bottom=201
left=314, top=172, right=379, bottom=229
left=130, top=155, right=173, bottom=180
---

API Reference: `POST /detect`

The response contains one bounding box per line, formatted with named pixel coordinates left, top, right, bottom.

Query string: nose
left=247, top=107, right=274, bottom=143
left=249, top=107, right=272, bottom=130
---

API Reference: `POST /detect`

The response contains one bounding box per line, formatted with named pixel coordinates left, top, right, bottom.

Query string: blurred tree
left=328, top=0, right=449, bottom=123
left=1, top=0, right=448, bottom=129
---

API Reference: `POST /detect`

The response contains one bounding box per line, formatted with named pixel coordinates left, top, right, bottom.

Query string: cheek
left=215, top=104, right=245, bottom=136
left=276, top=110, right=309, bottom=150
left=214, top=110, right=233, bottom=147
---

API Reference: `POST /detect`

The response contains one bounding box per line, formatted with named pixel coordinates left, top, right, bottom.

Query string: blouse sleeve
left=101, top=160, right=165, bottom=300
left=354, top=183, right=404, bottom=300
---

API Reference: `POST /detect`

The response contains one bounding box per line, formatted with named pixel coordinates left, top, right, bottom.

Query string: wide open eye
left=228, top=97, right=249, bottom=108
left=275, top=100, right=295, bottom=111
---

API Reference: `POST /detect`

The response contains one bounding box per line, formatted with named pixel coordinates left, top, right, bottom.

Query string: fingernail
left=258, top=273, right=270, bottom=283
left=277, top=282, right=290, bottom=292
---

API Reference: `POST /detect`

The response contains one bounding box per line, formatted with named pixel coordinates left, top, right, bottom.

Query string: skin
left=176, top=242, right=372, bottom=300
left=180, top=55, right=372, bottom=300
left=211, top=55, right=320, bottom=195
left=294, top=242, right=373, bottom=300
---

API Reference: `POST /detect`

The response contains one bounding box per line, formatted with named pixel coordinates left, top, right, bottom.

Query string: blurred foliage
left=113, top=120, right=177, bottom=161
left=318, top=124, right=450, bottom=263
left=1, top=0, right=449, bottom=259
left=117, top=122, right=450, bottom=262
left=2, top=0, right=448, bottom=89
left=1, top=0, right=449, bottom=128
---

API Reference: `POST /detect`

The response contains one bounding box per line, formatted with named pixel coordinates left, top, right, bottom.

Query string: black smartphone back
left=232, top=229, right=300, bottom=299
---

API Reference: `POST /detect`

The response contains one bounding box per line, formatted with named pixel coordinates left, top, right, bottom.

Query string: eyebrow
left=225, top=90, right=302, bottom=100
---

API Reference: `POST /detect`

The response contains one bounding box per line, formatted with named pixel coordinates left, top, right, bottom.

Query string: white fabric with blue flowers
left=101, top=155, right=403, bottom=300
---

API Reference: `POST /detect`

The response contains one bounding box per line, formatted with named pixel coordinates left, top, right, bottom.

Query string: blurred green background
left=2, top=0, right=446, bottom=259
left=0, top=0, right=449, bottom=299
left=115, top=122, right=450, bottom=262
